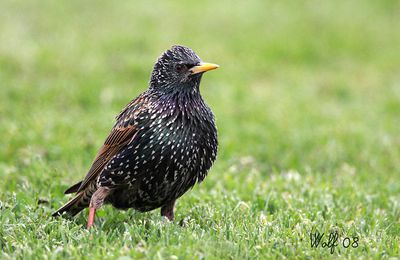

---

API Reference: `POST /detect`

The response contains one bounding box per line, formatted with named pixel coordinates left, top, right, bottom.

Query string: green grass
left=1, top=0, right=399, bottom=258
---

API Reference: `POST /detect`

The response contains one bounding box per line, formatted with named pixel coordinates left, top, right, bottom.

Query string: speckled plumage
left=53, top=46, right=219, bottom=224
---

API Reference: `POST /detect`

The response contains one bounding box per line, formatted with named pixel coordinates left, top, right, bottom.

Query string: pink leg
left=87, top=207, right=96, bottom=229
left=86, top=187, right=111, bottom=229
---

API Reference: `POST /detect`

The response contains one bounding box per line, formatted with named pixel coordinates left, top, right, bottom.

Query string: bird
left=53, top=45, right=219, bottom=229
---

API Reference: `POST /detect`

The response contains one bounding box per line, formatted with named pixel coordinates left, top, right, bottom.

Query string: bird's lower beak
left=189, top=62, right=220, bottom=75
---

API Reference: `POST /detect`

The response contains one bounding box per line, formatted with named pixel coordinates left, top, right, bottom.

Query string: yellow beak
left=189, top=62, right=220, bottom=75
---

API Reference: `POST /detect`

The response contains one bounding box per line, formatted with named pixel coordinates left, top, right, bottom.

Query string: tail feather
left=52, top=192, right=88, bottom=217
left=64, top=181, right=83, bottom=194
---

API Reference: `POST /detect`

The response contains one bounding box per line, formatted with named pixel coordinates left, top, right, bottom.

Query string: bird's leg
left=87, top=187, right=111, bottom=229
left=161, top=199, right=176, bottom=221
left=87, top=207, right=96, bottom=229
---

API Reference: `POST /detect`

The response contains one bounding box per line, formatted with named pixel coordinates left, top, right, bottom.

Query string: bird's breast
left=106, top=97, right=218, bottom=210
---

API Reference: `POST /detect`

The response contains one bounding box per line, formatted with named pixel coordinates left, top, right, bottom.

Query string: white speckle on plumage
left=63, top=46, right=219, bottom=217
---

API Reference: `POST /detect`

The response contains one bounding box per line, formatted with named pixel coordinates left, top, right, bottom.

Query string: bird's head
left=150, top=45, right=219, bottom=93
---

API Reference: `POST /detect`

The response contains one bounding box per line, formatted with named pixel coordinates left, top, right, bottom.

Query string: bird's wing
left=74, top=94, right=149, bottom=193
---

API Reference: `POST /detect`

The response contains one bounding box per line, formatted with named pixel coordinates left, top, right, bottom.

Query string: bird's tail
left=52, top=191, right=89, bottom=217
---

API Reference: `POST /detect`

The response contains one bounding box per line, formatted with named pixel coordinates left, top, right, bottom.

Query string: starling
left=53, top=45, right=219, bottom=228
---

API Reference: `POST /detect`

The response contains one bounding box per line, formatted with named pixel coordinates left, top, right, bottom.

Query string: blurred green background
left=0, top=0, right=399, bottom=258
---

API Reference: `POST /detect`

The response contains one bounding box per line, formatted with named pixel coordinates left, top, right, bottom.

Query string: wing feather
left=76, top=125, right=138, bottom=192
left=73, top=94, right=149, bottom=193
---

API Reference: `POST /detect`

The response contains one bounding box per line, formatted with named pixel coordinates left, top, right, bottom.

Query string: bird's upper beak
left=189, top=62, right=220, bottom=75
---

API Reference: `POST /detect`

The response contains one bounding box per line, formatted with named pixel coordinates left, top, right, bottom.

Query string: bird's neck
left=160, top=88, right=204, bottom=109
left=146, top=86, right=209, bottom=122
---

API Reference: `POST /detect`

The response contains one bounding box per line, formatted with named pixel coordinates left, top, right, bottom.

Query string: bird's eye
left=175, top=64, right=186, bottom=72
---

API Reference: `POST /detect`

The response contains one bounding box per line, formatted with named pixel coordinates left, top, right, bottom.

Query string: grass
left=1, top=0, right=399, bottom=258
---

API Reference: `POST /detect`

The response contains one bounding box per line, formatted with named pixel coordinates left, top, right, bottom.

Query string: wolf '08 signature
left=310, top=229, right=359, bottom=254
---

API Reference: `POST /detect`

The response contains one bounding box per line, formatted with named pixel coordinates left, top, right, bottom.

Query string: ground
left=0, top=0, right=399, bottom=259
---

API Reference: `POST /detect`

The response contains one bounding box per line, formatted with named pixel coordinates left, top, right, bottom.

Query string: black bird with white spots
left=53, top=45, right=219, bottom=228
